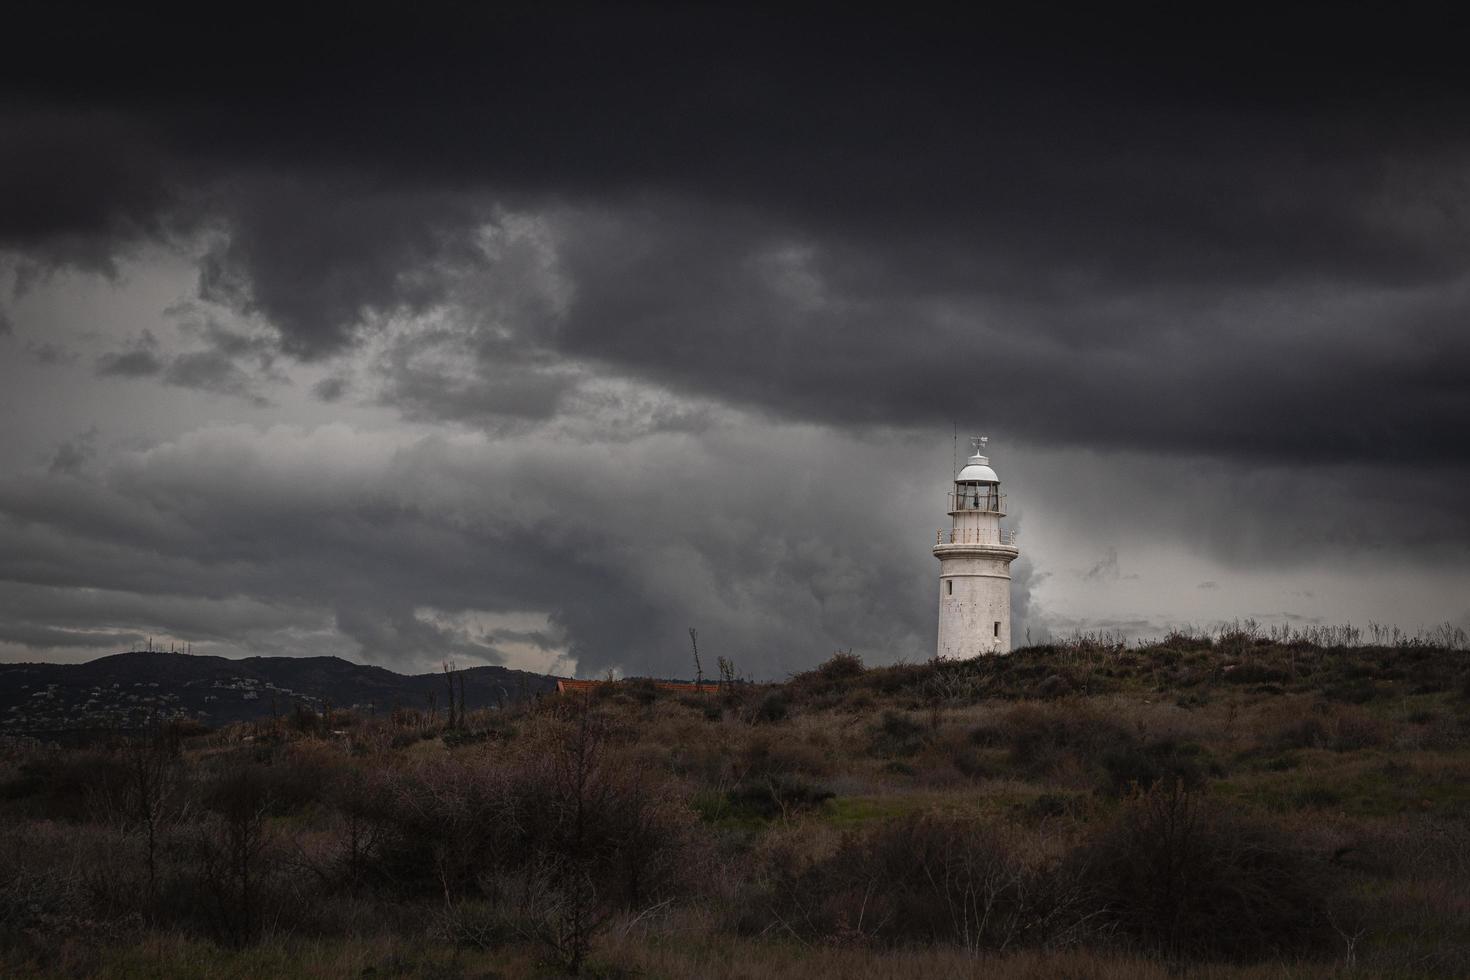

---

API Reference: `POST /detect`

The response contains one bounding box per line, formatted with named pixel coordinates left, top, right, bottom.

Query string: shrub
left=725, top=773, right=834, bottom=820
left=983, top=702, right=1132, bottom=778
left=1289, top=786, right=1343, bottom=809
left=1324, top=678, right=1388, bottom=704
left=1268, top=714, right=1329, bottom=751
left=1099, top=739, right=1215, bottom=796
left=1222, top=664, right=1289, bottom=685
left=1267, top=707, right=1387, bottom=753
left=752, top=691, right=789, bottom=724
left=741, top=734, right=830, bottom=779
left=1160, top=631, right=1214, bottom=652
left=1331, top=708, right=1387, bottom=751
left=440, top=728, right=490, bottom=748
left=0, top=750, right=128, bottom=821
left=869, top=710, right=926, bottom=758
left=1074, top=781, right=1335, bottom=960
left=1023, top=792, right=1072, bottom=822
left=951, top=745, right=999, bottom=780
left=1036, top=674, right=1073, bottom=699
left=754, top=814, right=1065, bottom=951
left=621, top=677, right=662, bottom=706
left=818, top=652, right=866, bottom=681
left=249, top=744, right=339, bottom=814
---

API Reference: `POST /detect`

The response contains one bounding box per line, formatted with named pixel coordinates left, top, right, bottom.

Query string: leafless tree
left=443, top=661, right=458, bottom=730
left=717, top=655, right=737, bottom=686
left=197, top=769, right=272, bottom=947
left=88, top=717, right=190, bottom=910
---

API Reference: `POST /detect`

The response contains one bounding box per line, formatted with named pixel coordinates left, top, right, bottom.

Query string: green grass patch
left=822, top=795, right=921, bottom=826
left=1218, top=752, right=1470, bottom=817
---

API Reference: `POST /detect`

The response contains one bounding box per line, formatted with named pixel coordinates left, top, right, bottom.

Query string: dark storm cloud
left=544, top=202, right=1470, bottom=465
left=196, top=182, right=493, bottom=358
left=1017, top=450, right=1470, bottom=569
left=0, top=108, right=181, bottom=273
left=3, top=7, right=1466, bottom=466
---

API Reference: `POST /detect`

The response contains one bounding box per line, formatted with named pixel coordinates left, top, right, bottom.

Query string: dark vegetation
left=3, top=625, right=1470, bottom=977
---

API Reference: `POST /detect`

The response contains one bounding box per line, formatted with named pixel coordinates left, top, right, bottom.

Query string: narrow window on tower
left=946, top=580, right=952, bottom=595
left=993, top=621, right=1000, bottom=637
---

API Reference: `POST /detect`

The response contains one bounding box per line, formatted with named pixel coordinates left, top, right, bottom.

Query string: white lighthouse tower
left=934, top=436, right=1019, bottom=657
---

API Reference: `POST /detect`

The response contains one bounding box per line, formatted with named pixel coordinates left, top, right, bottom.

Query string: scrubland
left=3, top=625, right=1470, bottom=978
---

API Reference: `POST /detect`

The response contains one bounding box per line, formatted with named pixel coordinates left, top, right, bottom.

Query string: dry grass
left=0, top=932, right=1385, bottom=980
left=3, top=636, right=1469, bottom=976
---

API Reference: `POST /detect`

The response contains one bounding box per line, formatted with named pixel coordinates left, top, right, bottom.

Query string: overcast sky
left=2, top=7, right=1467, bottom=677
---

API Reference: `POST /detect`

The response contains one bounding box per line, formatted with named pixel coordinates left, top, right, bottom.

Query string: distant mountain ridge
left=0, top=651, right=561, bottom=733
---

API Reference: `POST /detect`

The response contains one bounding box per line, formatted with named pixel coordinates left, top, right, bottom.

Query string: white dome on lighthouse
left=956, top=454, right=999, bottom=484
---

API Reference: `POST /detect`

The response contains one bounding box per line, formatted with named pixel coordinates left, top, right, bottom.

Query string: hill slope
left=0, top=651, right=559, bottom=732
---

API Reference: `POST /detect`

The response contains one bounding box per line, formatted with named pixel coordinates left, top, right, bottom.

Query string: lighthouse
left=934, top=436, right=1019, bottom=657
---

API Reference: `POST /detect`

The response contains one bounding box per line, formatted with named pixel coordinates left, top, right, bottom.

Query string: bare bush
left=189, top=767, right=274, bottom=947
left=87, top=725, right=191, bottom=905
left=1073, top=780, right=1335, bottom=960
left=753, top=814, right=1070, bottom=952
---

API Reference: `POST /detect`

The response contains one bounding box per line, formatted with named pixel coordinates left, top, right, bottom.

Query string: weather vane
left=971, top=435, right=988, bottom=455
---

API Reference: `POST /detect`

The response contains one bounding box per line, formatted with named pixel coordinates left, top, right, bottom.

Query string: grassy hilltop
left=3, top=626, right=1470, bottom=978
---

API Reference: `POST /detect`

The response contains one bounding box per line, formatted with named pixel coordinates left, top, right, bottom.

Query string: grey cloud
left=97, top=349, right=164, bottom=377
left=49, top=428, right=98, bottom=476
left=486, top=627, right=564, bottom=652
left=1008, top=555, right=1042, bottom=647
left=0, top=620, right=144, bottom=650
left=0, top=579, right=328, bottom=655
left=24, top=340, right=77, bottom=365
left=1051, top=618, right=1172, bottom=643
left=1248, top=611, right=1320, bottom=624
left=373, top=326, right=576, bottom=427
left=0, top=422, right=948, bottom=677
left=198, top=182, right=493, bottom=359
left=97, top=318, right=283, bottom=404
left=163, top=350, right=271, bottom=406
left=333, top=600, right=508, bottom=667
left=1198, top=581, right=1220, bottom=590
left=1082, top=548, right=1122, bottom=583
left=312, top=376, right=348, bottom=402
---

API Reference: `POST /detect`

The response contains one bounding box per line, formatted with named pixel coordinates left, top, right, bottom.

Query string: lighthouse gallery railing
left=936, top=528, right=1018, bottom=546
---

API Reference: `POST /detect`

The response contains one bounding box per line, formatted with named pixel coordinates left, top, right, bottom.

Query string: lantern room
left=949, top=437, right=1005, bottom=515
